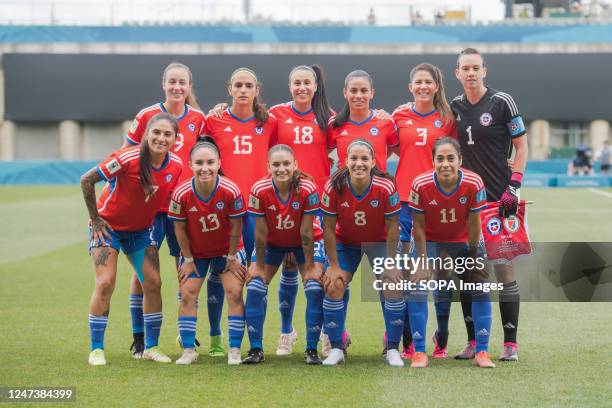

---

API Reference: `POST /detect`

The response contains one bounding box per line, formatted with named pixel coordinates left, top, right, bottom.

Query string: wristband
left=183, top=257, right=194, bottom=264
left=510, top=172, right=523, bottom=187
left=226, top=254, right=238, bottom=262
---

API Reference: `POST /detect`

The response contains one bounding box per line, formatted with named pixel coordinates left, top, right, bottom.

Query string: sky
left=0, top=0, right=508, bottom=26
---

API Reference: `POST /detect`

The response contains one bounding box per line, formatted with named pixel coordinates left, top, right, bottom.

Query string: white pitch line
left=587, top=188, right=612, bottom=199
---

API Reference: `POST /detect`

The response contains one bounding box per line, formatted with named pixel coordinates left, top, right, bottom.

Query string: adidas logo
left=247, top=325, right=257, bottom=333
left=428, top=199, right=438, bottom=205
left=477, top=328, right=489, bottom=336
left=208, top=295, right=218, bottom=304
left=268, top=205, right=276, bottom=211
left=405, top=120, right=413, bottom=125
left=189, top=206, right=198, bottom=212
left=279, top=300, right=290, bottom=309
left=464, top=316, right=473, bottom=323
left=413, top=331, right=423, bottom=340
left=341, top=130, right=348, bottom=136
left=325, top=321, right=338, bottom=329
left=284, top=118, right=293, bottom=124
left=224, top=126, right=232, bottom=132
left=503, top=322, right=516, bottom=329
left=308, top=325, right=322, bottom=332
left=456, top=114, right=461, bottom=122
left=390, top=319, right=404, bottom=326
left=341, top=201, right=350, bottom=207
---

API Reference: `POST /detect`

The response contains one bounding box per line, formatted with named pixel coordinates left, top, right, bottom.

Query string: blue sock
left=143, top=312, right=163, bottom=349
left=383, top=298, right=406, bottom=350
left=207, top=273, right=224, bottom=337
left=407, top=289, right=429, bottom=353
left=89, top=314, right=108, bottom=350
left=279, top=270, right=299, bottom=334
left=323, top=297, right=345, bottom=349
left=245, top=277, right=268, bottom=350
left=129, top=294, right=144, bottom=334
left=433, top=289, right=452, bottom=348
left=304, top=279, right=324, bottom=350
left=178, top=316, right=197, bottom=349
left=472, top=288, right=492, bottom=352
left=228, top=315, right=245, bottom=349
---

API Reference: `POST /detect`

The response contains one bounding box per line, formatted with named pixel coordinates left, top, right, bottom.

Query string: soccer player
left=328, top=70, right=399, bottom=173
left=451, top=48, right=528, bottom=361
left=80, top=112, right=182, bottom=365
left=204, top=67, right=278, bottom=262
left=391, top=63, right=457, bottom=360
left=243, top=144, right=326, bottom=365
left=320, top=139, right=404, bottom=367
left=408, top=137, right=495, bottom=368
left=168, top=139, right=247, bottom=365
left=122, top=62, right=219, bottom=358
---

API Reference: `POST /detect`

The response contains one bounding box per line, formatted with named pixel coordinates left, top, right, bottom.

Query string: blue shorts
left=88, top=224, right=156, bottom=255
left=336, top=242, right=387, bottom=275
left=399, top=202, right=413, bottom=243
left=242, top=213, right=255, bottom=261
left=152, top=212, right=181, bottom=257
left=179, top=248, right=248, bottom=279
left=251, top=240, right=326, bottom=267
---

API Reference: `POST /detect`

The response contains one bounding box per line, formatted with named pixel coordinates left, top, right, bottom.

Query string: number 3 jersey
left=408, top=169, right=487, bottom=243
left=320, top=175, right=401, bottom=247
left=168, top=175, right=246, bottom=258
left=270, top=102, right=333, bottom=193
left=451, top=88, right=527, bottom=201
left=247, top=177, right=322, bottom=248
left=205, top=109, right=278, bottom=197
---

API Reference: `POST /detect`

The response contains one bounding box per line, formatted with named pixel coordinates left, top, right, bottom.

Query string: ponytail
left=140, top=112, right=178, bottom=197
left=333, top=70, right=373, bottom=128
left=252, top=95, right=269, bottom=128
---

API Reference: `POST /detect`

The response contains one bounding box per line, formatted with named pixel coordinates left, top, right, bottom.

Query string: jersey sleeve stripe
left=452, top=95, right=464, bottom=102
left=320, top=208, right=337, bottom=216
left=493, top=92, right=519, bottom=116
left=118, top=148, right=140, bottom=161
left=229, top=209, right=246, bottom=218
left=470, top=204, right=487, bottom=212
left=247, top=209, right=266, bottom=217
left=384, top=208, right=401, bottom=217
left=167, top=214, right=187, bottom=221
left=124, top=135, right=139, bottom=145
left=96, top=167, right=108, bottom=181
left=408, top=204, right=424, bottom=213
left=304, top=208, right=319, bottom=214
left=219, top=178, right=242, bottom=197
left=135, top=105, right=159, bottom=119
left=173, top=182, right=192, bottom=201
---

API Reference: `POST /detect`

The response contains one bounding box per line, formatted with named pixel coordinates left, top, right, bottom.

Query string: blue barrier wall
left=1, top=24, right=611, bottom=43
left=1, top=159, right=610, bottom=186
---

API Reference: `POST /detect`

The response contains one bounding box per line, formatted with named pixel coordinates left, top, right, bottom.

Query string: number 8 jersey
left=320, top=175, right=401, bottom=247
left=408, top=169, right=487, bottom=243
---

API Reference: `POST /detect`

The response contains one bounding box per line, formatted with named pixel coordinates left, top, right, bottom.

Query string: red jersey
left=126, top=103, right=206, bottom=181
left=247, top=177, right=321, bottom=248
left=205, top=109, right=278, bottom=196
left=168, top=176, right=245, bottom=258
left=320, top=175, right=401, bottom=247
left=97, top=146, right=182, bottom=231
left=328, top=112, right=398, bottom=172
left=408, top=169, right=487, bottom=243
left=393, top=106, right=457, bottom=202
left=270, top=102, right=332, bottom=192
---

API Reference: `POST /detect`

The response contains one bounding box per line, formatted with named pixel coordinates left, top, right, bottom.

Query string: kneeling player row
left=82, top=120, right=497, bottom=368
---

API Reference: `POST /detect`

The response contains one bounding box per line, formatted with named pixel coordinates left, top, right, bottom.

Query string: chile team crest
left=480, top=112, right=493, bottom=127
left=434, top=120, right=443, bottom=128
left=503, top=215, right=520, bottom=233
left=165, top=174, right=173, bottom=183
left=487, top=217, right=502, bottom=236
left=188, top=123, right=196, bottom=132
left=255, top=126, right=264, bottom=135
left=370, top=127, right=379, bottom=136
left=291, top=201, right=300, bottom=210
left=216, top=201, right=225, bottom=210
left=370, top=199, right=379, bottom=208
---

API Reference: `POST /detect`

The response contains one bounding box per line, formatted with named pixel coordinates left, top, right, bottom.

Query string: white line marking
left=588, top=188, right=612, bottom=199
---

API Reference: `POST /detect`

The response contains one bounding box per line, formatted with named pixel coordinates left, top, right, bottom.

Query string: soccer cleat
left=401, top=342, right=415, bottom=360
left=386, top=349, right=405, bottom=367
left=175, top=348, right=198, bottom=365
left=130, top=334, right=145, bottom=359
left=322, top=348, right=345, bottom=366
left=304, top=349, right=323, bottom=365
left=454, top=340, right=476, bottom=360
left=410, top=351, right=429, bottom=368
left=176, top=335, right=201, bottom=351
left=143, top=346, right=172, bottom=363
left=242, top=348, right=265, bottom=364
left=342, top=330, right=352, bottom=356
left=474, top=351, right=496, bottom=368
left=499, top=342, right=519, bottom=361
left=276, top=329, right=298, bottom=356
left=88, top=349, right=106, bottom=366
left=431, top=334, right=448, bottom=359
left=320, top=332, right=331, bottom=357
left=208, top=334, right=225, bottom=357
left=228, top=347, right=242, bottom=365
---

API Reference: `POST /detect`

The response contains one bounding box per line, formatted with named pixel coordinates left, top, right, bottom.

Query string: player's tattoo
left=144, top=246, right=160, bottom=273
left=80, top=166, right=103, bottom=220
left=94, top=247, right=111, bottom=267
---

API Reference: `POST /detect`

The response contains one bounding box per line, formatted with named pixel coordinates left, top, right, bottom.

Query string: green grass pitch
left=1, top=186, right=611, bottom=407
